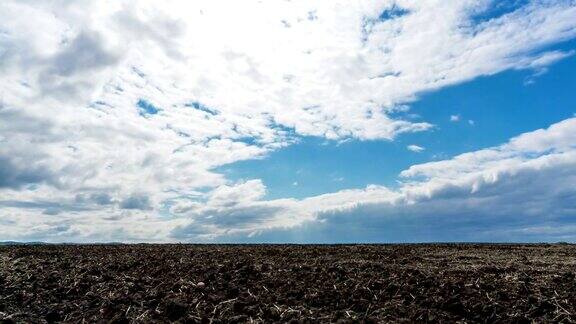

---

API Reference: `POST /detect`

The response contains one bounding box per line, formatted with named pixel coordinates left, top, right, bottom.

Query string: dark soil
left=1, top=244, right=575, bottom=323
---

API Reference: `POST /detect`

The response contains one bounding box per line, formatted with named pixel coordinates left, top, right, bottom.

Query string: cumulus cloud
left=407, top=144, right=425, bottom=152
left=119, top=195, right=152, bottom=210
left=2, top=117, right=576, bottom=242
left=172, top=117, right=576, bottom=242
left=0, top=156, right=53, bottom=190
left=1, top=0, right=576, bottom=241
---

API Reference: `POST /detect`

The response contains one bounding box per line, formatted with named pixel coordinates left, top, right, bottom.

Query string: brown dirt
left=1, top=244, right=575, bottom=323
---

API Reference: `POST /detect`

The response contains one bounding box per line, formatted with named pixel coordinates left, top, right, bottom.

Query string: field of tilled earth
left=1, top=244, right=575, bottom=323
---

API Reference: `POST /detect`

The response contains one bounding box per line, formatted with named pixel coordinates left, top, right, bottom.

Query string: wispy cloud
left=407, top=145, right=425, bottom=153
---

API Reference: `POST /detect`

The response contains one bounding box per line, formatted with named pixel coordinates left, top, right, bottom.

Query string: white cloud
left=407, top=144, right=425, bottom=152
left=6, top=116, right=575, bottom=243
left=1, top=0, right=576, bottom=241
left=450, top=115, right=460, bottom=122
left=208, top=180, right=267, bottom=207
left=170, top=117, right=576, bottom=242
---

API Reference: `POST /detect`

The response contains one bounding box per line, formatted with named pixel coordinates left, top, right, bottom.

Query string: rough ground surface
left=0, top=244, right=575, bottom=323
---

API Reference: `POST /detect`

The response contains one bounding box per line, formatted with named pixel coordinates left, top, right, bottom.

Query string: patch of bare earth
left=0, top=244, right=575, bottom=323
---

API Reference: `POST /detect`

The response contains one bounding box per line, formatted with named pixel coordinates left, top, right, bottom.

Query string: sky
left=1, top=0, right=576, bottom=243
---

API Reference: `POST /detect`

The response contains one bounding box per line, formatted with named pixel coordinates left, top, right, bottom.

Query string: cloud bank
left=172, top=117, right=576, bottom=242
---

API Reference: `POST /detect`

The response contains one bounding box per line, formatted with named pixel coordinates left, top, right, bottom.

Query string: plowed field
left=1, top=244, right=575, bottom=323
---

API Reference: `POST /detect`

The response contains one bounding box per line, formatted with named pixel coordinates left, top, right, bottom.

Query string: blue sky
left=1, top=0, right=576, bottom=243
left=220, top=42, right=576, bottom=201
